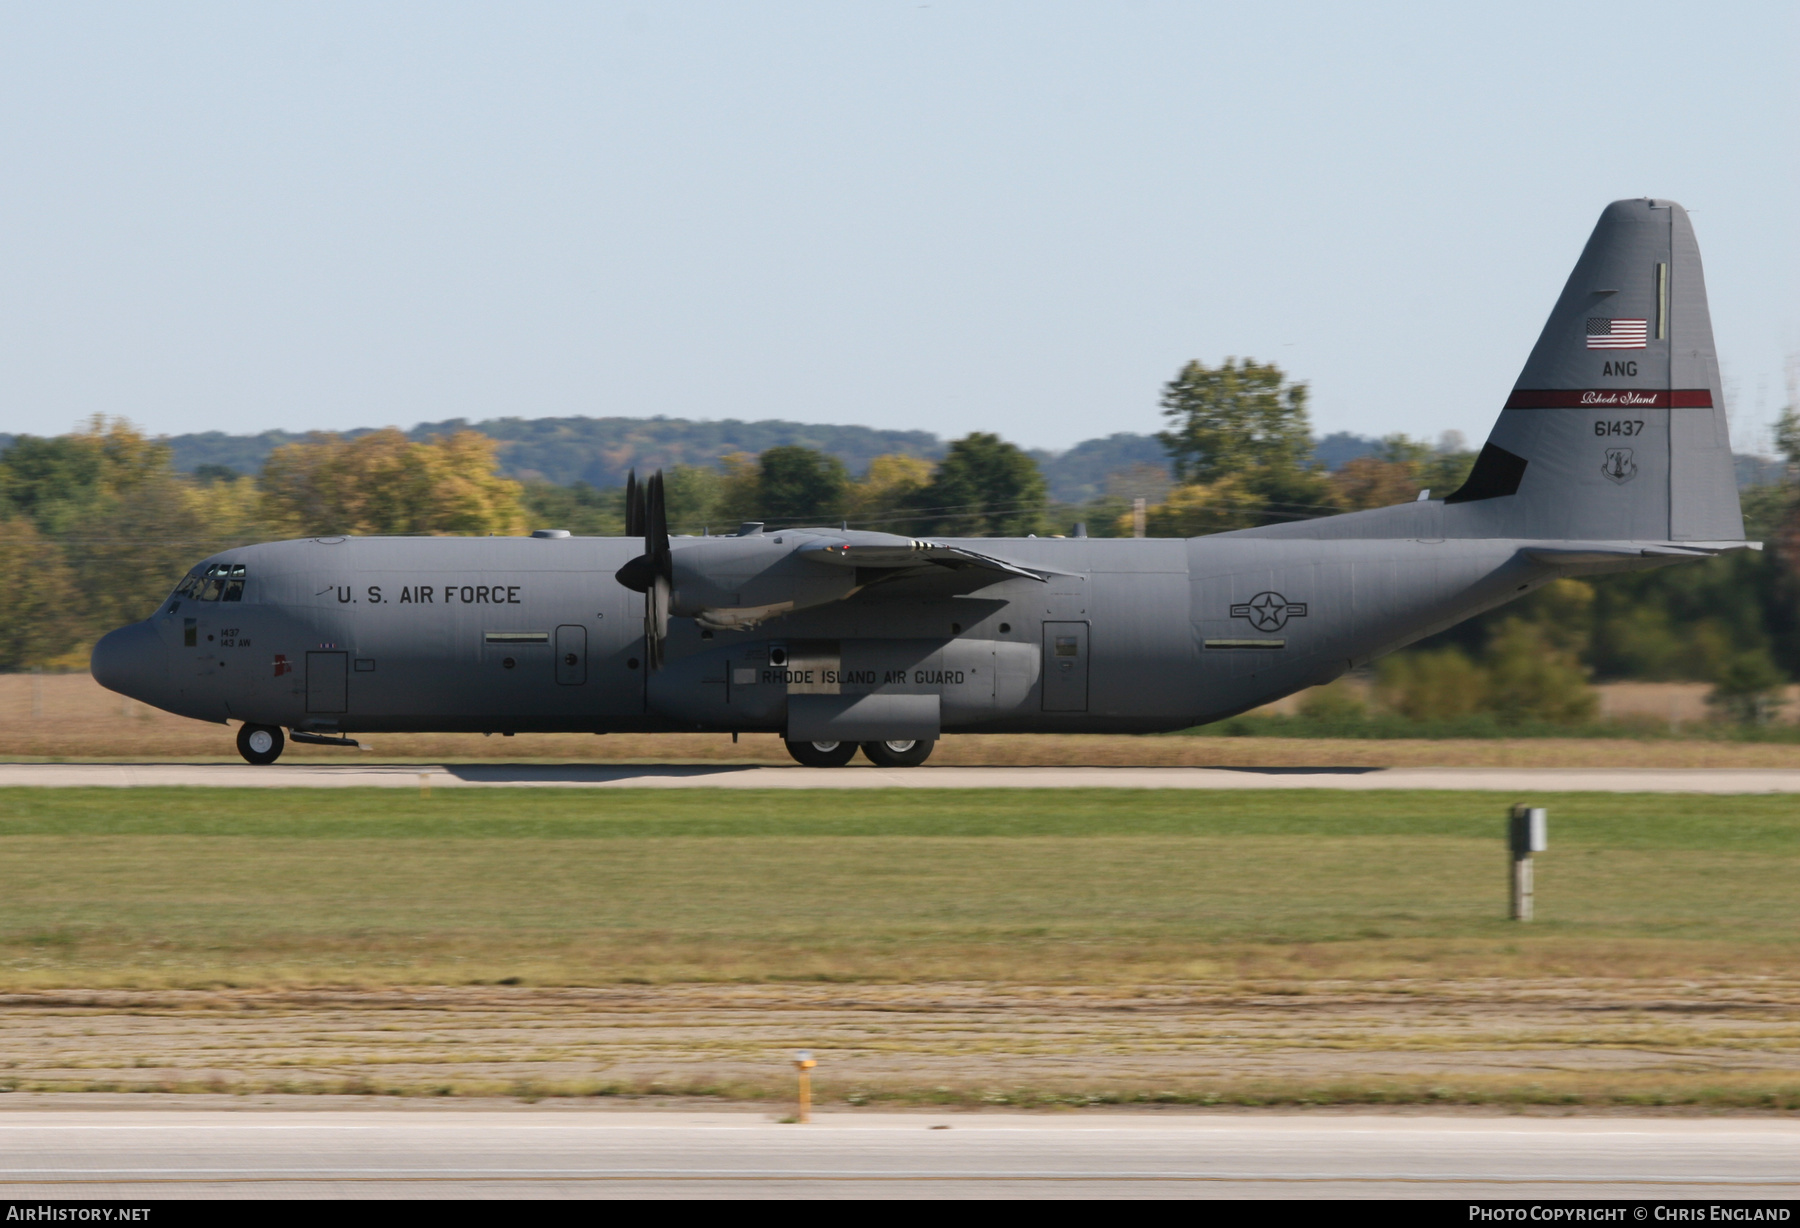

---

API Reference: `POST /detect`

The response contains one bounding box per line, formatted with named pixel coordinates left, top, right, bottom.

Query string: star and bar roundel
left=1230, top=591, right=1308, bottom=633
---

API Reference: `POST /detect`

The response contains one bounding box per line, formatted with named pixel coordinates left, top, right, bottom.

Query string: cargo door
left=306, top=651, right=349, bottom=714
left=1041, top=621, right=1089, bottom=712
left=555, top=624, right=587, bottom=686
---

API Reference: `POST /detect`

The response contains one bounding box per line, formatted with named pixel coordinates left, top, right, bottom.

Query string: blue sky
left=0, top=1, right=1793, bottom=452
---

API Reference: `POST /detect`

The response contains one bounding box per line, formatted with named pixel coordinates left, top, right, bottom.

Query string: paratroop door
left=555, top=624, right=587, bottom=686
left=306, top=651, right=348, bottom=713
left=1040, top=621, right=1089, bottom=712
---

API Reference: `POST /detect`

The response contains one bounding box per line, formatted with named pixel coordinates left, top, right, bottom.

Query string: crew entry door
left=1041, top=621, right=1089, bottom=712
left=306, top=651, right=348, bottom=714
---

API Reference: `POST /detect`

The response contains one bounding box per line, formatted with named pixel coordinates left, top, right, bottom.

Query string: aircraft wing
left=797, top=537, right=1061, bottom=583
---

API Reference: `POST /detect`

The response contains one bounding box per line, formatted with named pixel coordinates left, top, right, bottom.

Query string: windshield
left=170, top=563, right=247, bottom=605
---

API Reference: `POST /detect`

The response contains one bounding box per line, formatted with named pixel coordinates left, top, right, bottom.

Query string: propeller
left=614, top=469, right=671, bottom=668
left=623, top=470, right=642, bottom=538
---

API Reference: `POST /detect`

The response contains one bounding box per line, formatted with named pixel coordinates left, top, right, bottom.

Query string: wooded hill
left=0, top=417, right=1177, bottom=505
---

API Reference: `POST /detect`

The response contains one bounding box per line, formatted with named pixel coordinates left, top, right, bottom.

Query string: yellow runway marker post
left=792, top=1050, right=816, bottom=1124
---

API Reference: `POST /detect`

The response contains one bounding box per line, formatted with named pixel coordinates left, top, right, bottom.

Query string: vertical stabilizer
left=1446, top=199, right=1743, bottom=542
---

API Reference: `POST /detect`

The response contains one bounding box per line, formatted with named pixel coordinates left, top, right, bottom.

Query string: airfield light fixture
left=1508, top=806, right=1548, bottom=921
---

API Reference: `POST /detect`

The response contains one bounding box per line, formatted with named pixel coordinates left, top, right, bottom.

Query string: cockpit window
left=179, top=563, right=249, bottom=604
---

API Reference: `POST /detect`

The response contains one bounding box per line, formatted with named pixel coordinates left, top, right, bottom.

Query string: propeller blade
left=643, top=472, right=672, bottom=668
left=612, top=470, right=674, bottom=665
left=614, top=468, right=666, bottom=593
left=645, top=573, right=669, bottom=669
left=647, top=471, right=670, bottom=567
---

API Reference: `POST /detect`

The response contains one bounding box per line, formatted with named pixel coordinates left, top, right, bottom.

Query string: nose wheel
left=236, top=723, right=285, bottom=765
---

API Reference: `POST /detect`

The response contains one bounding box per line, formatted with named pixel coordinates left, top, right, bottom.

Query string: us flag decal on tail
left=1585, top=317, right=1648, bottom=349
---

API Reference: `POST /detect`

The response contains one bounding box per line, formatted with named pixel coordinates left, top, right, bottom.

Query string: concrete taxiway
left=0, top=1109, right=1795, bottom=1199
left=4, top=762, right=1800, bottom=791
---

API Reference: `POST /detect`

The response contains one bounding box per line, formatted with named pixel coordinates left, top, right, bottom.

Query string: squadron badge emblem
left=1230, top=591, right=1308, bottom=633
left=1602, top=447, right=1637, bottom=485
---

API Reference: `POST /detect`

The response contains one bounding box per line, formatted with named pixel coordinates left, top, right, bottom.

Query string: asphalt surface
left=0, top=1109, right=1795, bottom=1199
left=4, top=762, right=1800, bottom=791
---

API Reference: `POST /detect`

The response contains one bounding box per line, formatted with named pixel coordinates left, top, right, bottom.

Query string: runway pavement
left=0, top=1108, right=1795, bottom=1199
left=4, top=761, right=1800, bottom=791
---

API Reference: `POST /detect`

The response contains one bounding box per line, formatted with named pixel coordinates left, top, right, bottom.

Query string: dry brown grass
left=5, top=979, right=1798, bottom=1108
left=9, top=672, right=1800, bottom=766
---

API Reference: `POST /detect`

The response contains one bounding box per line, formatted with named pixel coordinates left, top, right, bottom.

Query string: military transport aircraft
left=92, top=199, right=1754, bottom=766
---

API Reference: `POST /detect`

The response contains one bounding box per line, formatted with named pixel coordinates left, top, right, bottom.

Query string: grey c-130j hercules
left=93, top=199, right=1755, bottom=766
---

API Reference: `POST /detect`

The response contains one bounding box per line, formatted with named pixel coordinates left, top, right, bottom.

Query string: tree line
left=5, top=358, right=1799, bottom=729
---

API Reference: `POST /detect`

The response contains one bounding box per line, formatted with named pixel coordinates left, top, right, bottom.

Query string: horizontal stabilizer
left=1523, top=541, right=1758, bottom=568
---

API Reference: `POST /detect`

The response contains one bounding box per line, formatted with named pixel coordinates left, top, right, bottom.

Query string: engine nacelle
left=665, top=532, right=861, bottom=629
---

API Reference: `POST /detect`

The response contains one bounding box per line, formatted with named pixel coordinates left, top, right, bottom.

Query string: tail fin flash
left=1447, top=198, right=1743, bottom=543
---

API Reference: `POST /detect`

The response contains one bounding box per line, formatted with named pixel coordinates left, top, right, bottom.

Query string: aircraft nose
left=91, top=621, right=165, bottom=702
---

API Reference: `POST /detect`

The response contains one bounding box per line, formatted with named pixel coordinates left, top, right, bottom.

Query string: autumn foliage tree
left=259, top=429, right=526, bottom=537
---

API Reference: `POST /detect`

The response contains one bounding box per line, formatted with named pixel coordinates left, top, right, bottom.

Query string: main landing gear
left=860, top=739, right=935, bottom=768
left=236, top=723, right=285, bottom=765
left=782, top=738, right=936, bottom=768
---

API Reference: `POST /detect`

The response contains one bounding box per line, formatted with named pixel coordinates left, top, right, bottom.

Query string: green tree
left=0, top=517, right=81, bottom=668
left=1152, top=358, right=1331, bottom=529
left=1297, top=679, right=1367, bottom=721
left=1708, top=647, right=1788, bottom=724
left=908, top=432, right=1047, bottom=537
left=1157, top=358, right=1317, bottom=480
left=66, top=475, right=233, bottom=633
left=0, top=417, right=174, bottom=536
left=705, top=454, right=761, bottom=531
left=1774, top=403, right=1800, bottom=470
left=1482, top=618, right=1597, bottom=724
left=756, top=446, right=850, bottom=526
left=520, top=481, right=625, bottom=537
left=0, top=419, right=274, bottom=643
left=1326, top=434, right=1478, bottom=512
left=1375, top=647, right=1487, bottom=720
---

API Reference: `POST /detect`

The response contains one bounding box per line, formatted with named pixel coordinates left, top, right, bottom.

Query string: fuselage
left=91, top=509, right=1565, bottom=737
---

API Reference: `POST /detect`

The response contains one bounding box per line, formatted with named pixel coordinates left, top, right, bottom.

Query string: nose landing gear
left=236, top=723, right=285, bottom=765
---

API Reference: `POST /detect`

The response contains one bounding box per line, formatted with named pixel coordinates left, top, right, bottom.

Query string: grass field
left=4, top=787, right=1798, bottom=1108
left=5, top=787, right=1800, bottom=987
